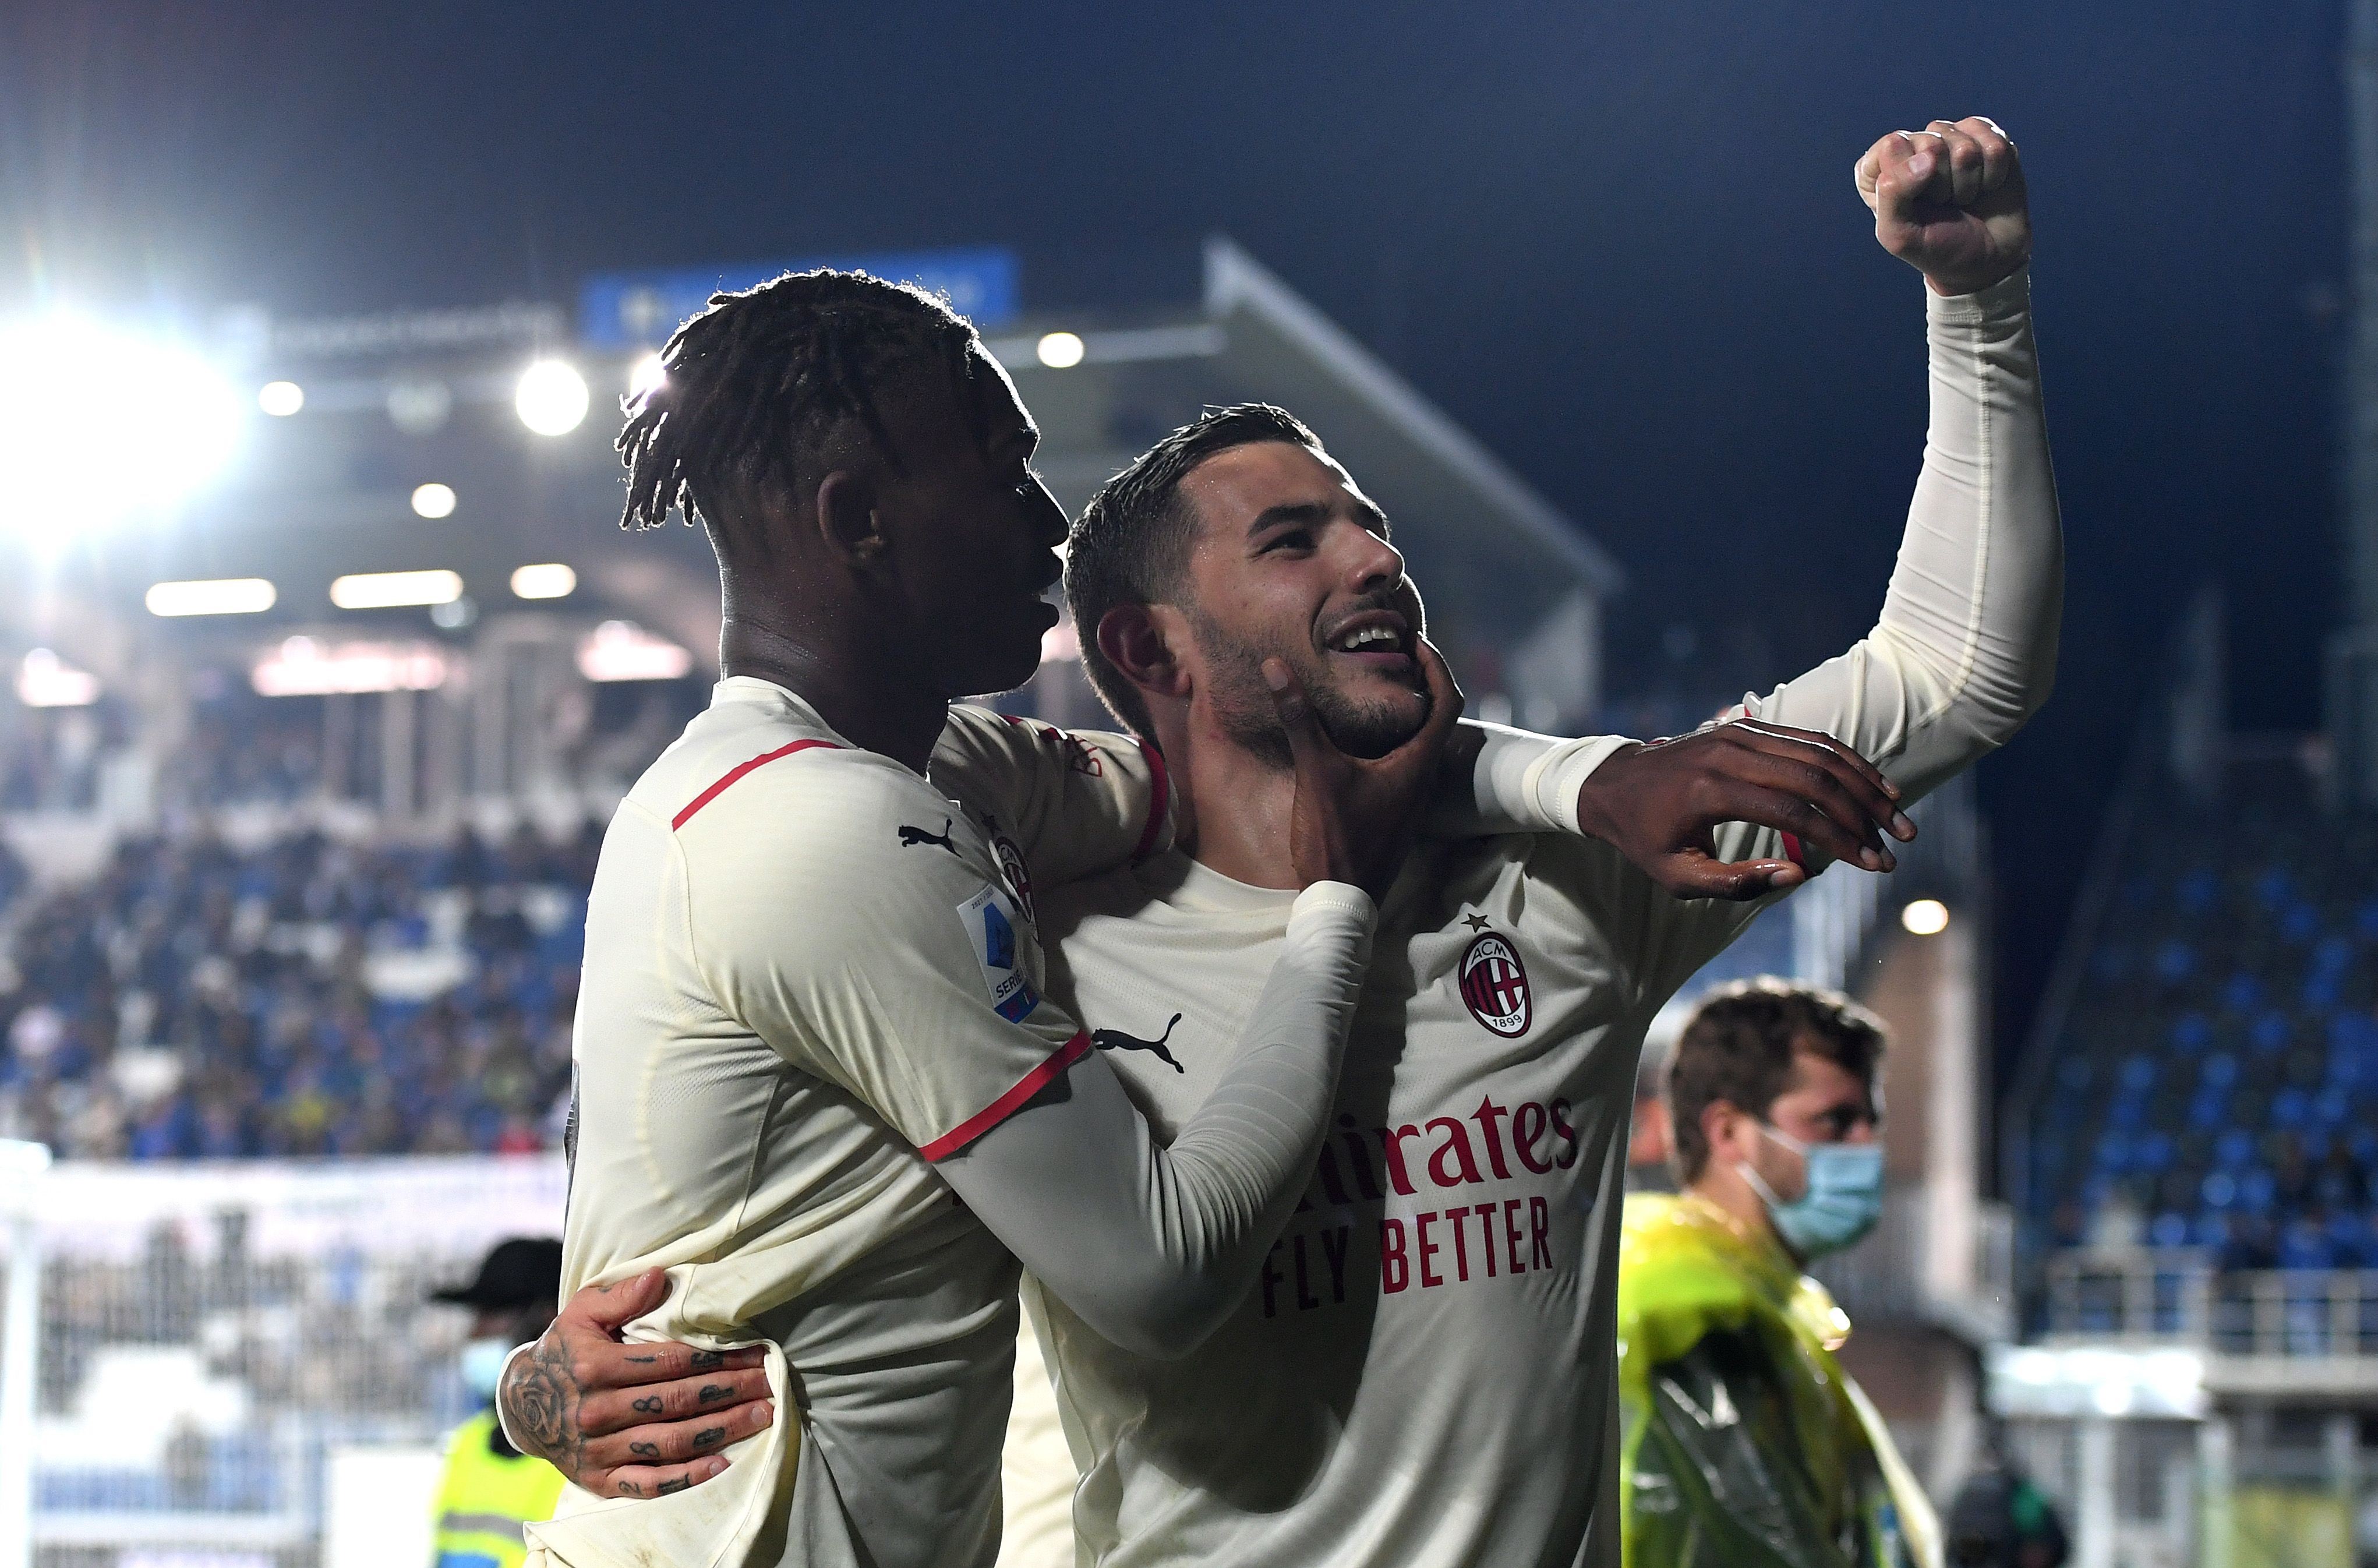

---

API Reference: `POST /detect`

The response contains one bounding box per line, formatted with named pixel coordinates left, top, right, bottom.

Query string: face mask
left=460, top=1337, right=512, bottom=1401
left=1736, top=1122, right=1885, bottom=1259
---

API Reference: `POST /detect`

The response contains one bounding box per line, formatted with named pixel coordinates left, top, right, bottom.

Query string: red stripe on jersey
left=673, top=739, right=843, bottom=829
left=1131, top=738, right=1170, bottom=863
left=918, top=1030, right=1091, bottom=1163
left=1780, top=831, right=1805, bottom=868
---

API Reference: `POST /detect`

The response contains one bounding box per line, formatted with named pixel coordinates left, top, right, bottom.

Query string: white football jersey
left=531, top=679, right=1167, bottom=1568
left=1012, top=824, right=1766, bottom=1568
left=999, top=269, right=2055, bottom=1568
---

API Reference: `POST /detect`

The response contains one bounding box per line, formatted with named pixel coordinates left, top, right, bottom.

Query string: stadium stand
left=0, top=820, right=593, bottom=1160
left=2016, top=753, right=2378, bottom=1293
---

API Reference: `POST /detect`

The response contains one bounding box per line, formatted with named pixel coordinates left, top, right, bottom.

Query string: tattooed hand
left=497, top=1267, right=776, bottom=1499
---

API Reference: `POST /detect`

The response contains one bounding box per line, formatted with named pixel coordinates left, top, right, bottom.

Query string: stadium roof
left=15, top=241, right=1621, bottom=693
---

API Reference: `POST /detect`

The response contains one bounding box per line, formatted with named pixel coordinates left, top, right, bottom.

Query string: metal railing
left=2044, top=1251, right=2378, bottom=1358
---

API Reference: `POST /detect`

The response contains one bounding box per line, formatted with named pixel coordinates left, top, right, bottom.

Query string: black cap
left=432, top=1237, right=564, bottom=1310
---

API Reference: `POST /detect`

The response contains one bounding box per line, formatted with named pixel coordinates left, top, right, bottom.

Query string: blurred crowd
left=2027, top=762, right=2378, bottom=1273
left=0, top=820, right=593, bottom=1159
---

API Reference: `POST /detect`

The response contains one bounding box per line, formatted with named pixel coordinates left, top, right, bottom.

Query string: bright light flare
left=410, top=483, right=457, bottom=519
left=146, top=577, right=277, bottom=617
left=253, top=636, right=447, bottom=697
left=628, top=354, right=666, bottom=398
left=257, top=380, right=305, bottom=416
left=1900, top=898, right=1949, bottom=936
left=515, top=359, right=590, bottom=436
left=330, top=569, right=464, bottom=610
left=510, top=562, right=576, bottom=600
left=16, top=649, right=100, bottom=708
left=0, top=313, right=244, bottom=538
left=578, top=621, right=692, bottom=682
left=1036, top=331, right=1086, bottom=369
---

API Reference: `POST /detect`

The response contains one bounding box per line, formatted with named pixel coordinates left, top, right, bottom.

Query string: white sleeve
left=930, top=706, right=1172, bottom=887
left=493, top=1341, right=535, bottom=1450
left=1431, top=270, right=2059, bottom=1003
left=1446, top=269, right=2059, bottom=858
left=1426, top=722, right=1632, bottom=837
left=938, top=883, right=1376, bottom=1361
left=1732, top=266, right=2061, bottom=811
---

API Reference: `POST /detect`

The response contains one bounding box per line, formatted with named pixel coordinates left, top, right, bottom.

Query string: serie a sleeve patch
left=953, top=884, right=1041, bottom=1025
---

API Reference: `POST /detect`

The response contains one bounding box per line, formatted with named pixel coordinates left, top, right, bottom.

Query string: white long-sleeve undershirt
left=938, top=882, right=1375, bottom=1361
left=1460, top=266, right=2061, bottom=835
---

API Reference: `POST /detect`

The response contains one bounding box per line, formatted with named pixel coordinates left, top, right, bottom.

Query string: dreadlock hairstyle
left=615, top=269, right=988, bottom=549
left=1065, top=403, right=1324, bottom=736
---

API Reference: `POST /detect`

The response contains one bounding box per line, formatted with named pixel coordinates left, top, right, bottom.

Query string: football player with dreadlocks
left=513, top=114, right=2053, bottom=1568
left=496, top=264, right=1918, bottom=1568
left=501, top=269, right=1444, bottom=1568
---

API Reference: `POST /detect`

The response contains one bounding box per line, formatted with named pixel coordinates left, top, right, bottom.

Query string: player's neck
left=720, top=611, right=945, bottom=774
left=1149, top=705, right=1302, bottom=889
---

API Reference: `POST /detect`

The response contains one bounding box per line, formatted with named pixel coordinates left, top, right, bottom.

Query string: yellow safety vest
left=431, top=1410, right=566, bottom=1568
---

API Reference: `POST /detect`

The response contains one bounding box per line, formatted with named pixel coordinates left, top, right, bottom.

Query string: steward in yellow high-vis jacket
left=429, top=1238, right=566, bottom=1568
left=1619, top=980, right=1941, bottom=1568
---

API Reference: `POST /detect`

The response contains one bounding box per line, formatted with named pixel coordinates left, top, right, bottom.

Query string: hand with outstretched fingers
left=497, top=1268, right=775, bottom=1499
left=1572, top=717, right=1915, bottom=901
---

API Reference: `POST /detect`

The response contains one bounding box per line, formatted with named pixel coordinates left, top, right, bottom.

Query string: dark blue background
left=1, top=1, right=2349, bottom=1079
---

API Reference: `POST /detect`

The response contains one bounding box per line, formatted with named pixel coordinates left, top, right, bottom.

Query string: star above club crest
left=1460, top=913, right=1492, bottom=931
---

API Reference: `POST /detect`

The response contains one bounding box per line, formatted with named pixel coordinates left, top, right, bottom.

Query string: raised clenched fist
left=1854, top=116, right=2030, bottom=298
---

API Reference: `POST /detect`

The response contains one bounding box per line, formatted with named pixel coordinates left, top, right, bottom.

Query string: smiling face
left=1171, top=440, right=1431, bottom=763
left=869, top=348, right=1068, bottom=698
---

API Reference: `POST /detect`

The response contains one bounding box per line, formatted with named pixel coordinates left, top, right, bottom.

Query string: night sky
left=1, top=1, right=2352, bottom=1080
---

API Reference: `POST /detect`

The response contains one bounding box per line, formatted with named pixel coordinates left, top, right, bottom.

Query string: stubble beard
left=1188, top=608, right=1430, bottom=768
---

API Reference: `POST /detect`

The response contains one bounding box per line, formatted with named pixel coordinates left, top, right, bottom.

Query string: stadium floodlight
left=515, top=358, right=591, bottom=436
left=146, top=577, right=277, bottom=617
left=330, top=569, right=465, bottom=610
left=0, top=312, right=243, bottom=541
left=15, top=649, right=99, bottom=708
left=1900, top=898, right=1949, bottom=936
left=628, top=353, right=666, bottom=398
left=1036, top=331, right=1086, bottom=369
left=411, top=482, right=458, bottom=520
left=257, top=380, right=305, bottom=416
left=510, top=562, right=577, bottom=600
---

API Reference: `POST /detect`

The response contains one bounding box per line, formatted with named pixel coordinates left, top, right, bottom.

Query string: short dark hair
left=1065, top=403, right=1323, bottom=736
left=616, top=269, right=987, bottom=549
left=1665, top=979, right=1886, bottom=1182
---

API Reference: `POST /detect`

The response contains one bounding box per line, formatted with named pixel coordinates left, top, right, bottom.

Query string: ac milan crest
left=1458, top=930, right=1532, bottom=1038
left=991, top=831, right=1036, bottom=924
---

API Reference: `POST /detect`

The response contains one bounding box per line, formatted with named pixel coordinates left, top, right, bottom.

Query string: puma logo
left=899, top=819, right=959, bottom=854
left=1093, top=1012, right=1185, bottom=1074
